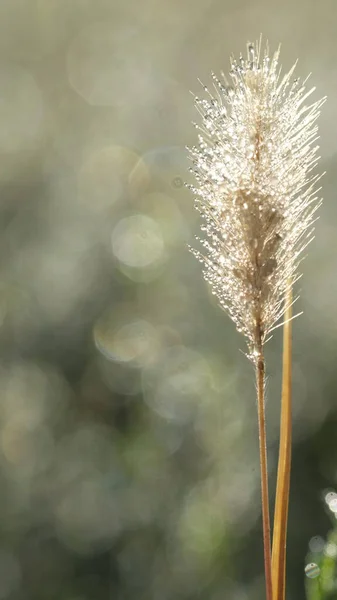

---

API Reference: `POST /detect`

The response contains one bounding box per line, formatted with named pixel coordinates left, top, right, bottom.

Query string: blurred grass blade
left=272, top=285, right=292, bottom=600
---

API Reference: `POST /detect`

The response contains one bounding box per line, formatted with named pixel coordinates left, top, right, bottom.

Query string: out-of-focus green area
left=305, top=491, right=337, bottom=599
left=0, top=1, right=335, bottom=599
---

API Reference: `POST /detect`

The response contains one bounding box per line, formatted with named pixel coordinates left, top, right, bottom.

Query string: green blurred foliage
left=305, top=493, right=337, bottom=599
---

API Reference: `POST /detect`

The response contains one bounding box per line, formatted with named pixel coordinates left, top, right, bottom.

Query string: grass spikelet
left=187, top=38, right=324, bottom=600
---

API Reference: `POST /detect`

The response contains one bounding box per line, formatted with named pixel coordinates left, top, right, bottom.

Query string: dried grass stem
left=256, top=339, right=273, bottom=600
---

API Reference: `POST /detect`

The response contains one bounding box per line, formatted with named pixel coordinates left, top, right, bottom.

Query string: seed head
left=187, top=40, right=325, bottom=361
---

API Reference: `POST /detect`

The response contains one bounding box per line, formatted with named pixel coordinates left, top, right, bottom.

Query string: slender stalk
left=272, top=286, right=292, bottom=600
left=256, top=345, right=273, bottom=600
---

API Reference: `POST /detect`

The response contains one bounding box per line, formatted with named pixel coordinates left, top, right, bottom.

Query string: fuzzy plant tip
left=187, top=38, right=325, bottom=363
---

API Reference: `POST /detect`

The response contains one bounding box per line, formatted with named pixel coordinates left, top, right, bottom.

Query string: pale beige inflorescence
left=187, top=40, right=325, bottom=362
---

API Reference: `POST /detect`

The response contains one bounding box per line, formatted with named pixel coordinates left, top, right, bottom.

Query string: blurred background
left=0, top=0, right=335, bottom=599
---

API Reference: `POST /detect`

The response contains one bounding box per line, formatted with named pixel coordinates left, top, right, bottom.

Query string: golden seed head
left=187, top=39, right=325, bottom=361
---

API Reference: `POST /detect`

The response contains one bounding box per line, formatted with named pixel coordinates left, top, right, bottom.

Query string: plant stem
left=272, top=286, right=292, bottom=600
left=256, top=347, right=273, bottom=600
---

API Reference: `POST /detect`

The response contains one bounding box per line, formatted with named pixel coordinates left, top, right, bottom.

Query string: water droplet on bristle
left=248, top=43, right=255, bottom=67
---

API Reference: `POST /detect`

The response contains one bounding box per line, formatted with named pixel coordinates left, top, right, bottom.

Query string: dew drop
left=248, top=43, right=255, bottom=63
left=329, top=497, right=337, bottom=513
left=305, top=563, right=320, bottom=579
left=325, top=491, right=337, bottom=507
left=309, top=536, right=325, bottom=553
left=325, top=542, right=337, bottom=558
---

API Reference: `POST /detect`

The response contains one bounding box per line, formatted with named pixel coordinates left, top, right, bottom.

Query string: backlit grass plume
left=187, top=40, right=324, bottom=362
left=186, top=39, right=324, bottom=600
